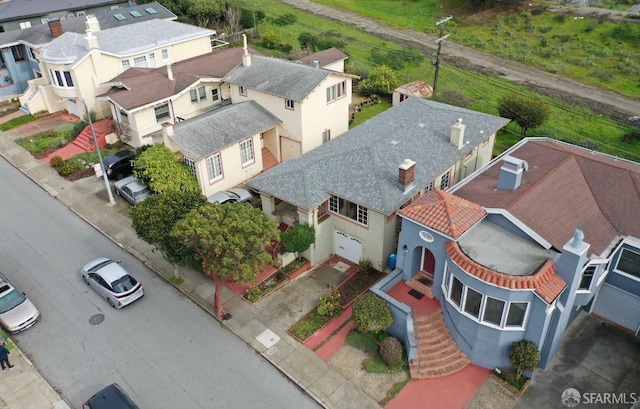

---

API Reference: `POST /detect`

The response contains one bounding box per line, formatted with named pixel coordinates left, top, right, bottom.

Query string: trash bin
left=388, top=253, right=397, bottom=270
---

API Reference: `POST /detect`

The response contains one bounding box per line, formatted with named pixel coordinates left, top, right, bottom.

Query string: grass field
left=228, top=0, right=639, bottom=160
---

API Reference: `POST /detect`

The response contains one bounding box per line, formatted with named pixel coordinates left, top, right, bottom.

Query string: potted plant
left=495, top=340, right=540, bottom=395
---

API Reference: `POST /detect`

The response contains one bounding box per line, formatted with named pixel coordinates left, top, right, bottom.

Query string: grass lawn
left=0, top=115, right=36, bottom=131
left=228, top=0, right=640, bottom=161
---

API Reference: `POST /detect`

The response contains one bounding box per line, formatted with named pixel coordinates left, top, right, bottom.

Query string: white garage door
left=334, top=230, right=362, bottom=264
left=592, top=284, right=640, bottom=334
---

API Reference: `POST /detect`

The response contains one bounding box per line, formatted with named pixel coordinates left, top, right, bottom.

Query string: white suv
left=0, top=273, right=41, bottom=334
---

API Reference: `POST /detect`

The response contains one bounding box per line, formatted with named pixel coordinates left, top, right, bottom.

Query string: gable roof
left=452, top=138, right=640, bottom=256
left=39, top=19, right=214, bottom=65
left=223, top=55, right=344, bottom=101
left=0, top=2, right=176, bottom=47
left=100, top=47, right=262, bottom=110
left=0, top=0, right=124, bottom=22
left=169, top=101, right=282, bottom=161
left=298, top=47, right=348, bottom=68
left=395, top=80, right=434, bottom=99
left=400, top=189, right=486, bottom=239
left=247, top=97, right=510, bottom=214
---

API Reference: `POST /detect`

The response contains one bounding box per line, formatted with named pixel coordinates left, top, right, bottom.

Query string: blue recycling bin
left=388, top=253, right=397, bottom=270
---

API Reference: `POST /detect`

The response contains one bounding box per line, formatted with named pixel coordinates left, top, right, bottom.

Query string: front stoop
left=409, top=309, right=470, bottom=379
left=406, top=270, right=434, bottom=299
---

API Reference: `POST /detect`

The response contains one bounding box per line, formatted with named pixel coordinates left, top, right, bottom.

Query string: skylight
left=145, top=8, right=158, bottom=15
left=130, top=10, right=142, bottom=18
left=113, top=14, right=126, bottom=21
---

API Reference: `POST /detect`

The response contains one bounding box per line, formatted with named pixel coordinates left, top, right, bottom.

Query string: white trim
left=613, top=247, right=640, bottom=283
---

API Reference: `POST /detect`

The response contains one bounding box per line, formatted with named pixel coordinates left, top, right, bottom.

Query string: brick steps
left=261, top=147, right=278, bottom=171
left=406, top=271, right=434, bottom=299
left=72, top=119, right=114, bottom=152
left=410, top=309, right=470, bottom=379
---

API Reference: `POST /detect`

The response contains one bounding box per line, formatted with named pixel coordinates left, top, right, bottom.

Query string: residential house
left=246, top=97, right=510, bottom=272
left=0, top=2, right=175, bottom=101
left=162, top=101, right=282, bottom=199
left=392, top=80, right=433, bottom=106
left=0, top=0, right=131, bottom=32
left=20, top=14, right=215, bottom=118
left=297, top=47, right=348, bottom=72
left=377, top=137, right=640, bottom=378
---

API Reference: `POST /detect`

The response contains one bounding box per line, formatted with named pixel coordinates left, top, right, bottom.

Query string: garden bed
left=492, top=371, right=531, bottom=395
left=336, top=268, right=385, bottom=308
left=242, top=258, right=310, bottom=303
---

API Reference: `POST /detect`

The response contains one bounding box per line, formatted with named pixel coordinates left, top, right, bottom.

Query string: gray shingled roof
left=0, top=0, right=124, bottom=21
left=170, top=101, right=282, bottom=161
left=223, top=55, right=341, bottom=101
left=247, top=97, right=510, bottom=214
left=39, top=19, right=214, bottom=64
left=0, top=2, right=175, bottom=47
left=298, top=47, right=348, bottom=68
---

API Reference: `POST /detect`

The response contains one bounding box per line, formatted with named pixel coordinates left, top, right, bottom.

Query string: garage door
left=334, top=230, right=362, bottom=264
left=592, top=284, right=640, bottom=334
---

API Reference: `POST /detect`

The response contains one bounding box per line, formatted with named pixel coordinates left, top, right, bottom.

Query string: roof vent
left=497, top=155, right=529, bottom=191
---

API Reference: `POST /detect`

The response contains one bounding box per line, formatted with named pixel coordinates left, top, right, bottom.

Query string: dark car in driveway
left=102, top=150, right=136, bottom=180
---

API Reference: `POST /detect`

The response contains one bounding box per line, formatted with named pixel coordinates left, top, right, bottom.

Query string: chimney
left=398, top=159, right=416, bottom=193
left=167, top=64, right=174, bottom=81
left=84, top=30, right=99, bottom=50
left=85, top=15, right=100, bottom=33
left=313, top=60, right=320, bottom=68
left=48, top=19, right=63, bottom=38
left=497, top=155, right=528, bottom=191
left=242, top=34, right=251, bottom=67
left=450, top=118, right=465, bottom=149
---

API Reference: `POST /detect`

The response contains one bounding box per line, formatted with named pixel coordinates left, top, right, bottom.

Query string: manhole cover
left=89, top=314, right=104, bottom=325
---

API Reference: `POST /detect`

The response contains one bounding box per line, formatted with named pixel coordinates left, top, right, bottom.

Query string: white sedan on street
left=81, top=258, right=144, bottom=309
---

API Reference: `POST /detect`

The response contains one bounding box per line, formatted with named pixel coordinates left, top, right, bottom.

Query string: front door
left=421, top=248, right=435, bottom=274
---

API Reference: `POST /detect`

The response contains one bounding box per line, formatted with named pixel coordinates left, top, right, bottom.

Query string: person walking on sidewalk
left=0, top=342, right=14, bottom=370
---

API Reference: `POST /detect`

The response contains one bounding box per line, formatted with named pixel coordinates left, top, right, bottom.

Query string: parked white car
left=81, top=259, right=144, bottom=309
left=114, top=176, right=151, bottom=206
left=207, top=188, right=253, bottom=204
left=0, top=273, right=41, bottom=333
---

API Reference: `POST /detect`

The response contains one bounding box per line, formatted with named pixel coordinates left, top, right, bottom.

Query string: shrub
left=510, top=340, right=540, bottom=381
left=358, top=258, right=372, bottom=275
left=56, top=160, right=77, bottom=177
left=433, top=87, right=471, bottom=108
left=317, top=292, right=341, bottom=317
left=281, top=223, right=315, bottom=260
left=244, top=285, right=262, bottom=303
left=621, top=127, right=640, bottom=143
left=352, top=293, right=393, bottom=334
left=260, top=31, right=280, bottom=49
left=50, top=156, right=64, bottom=169
left=273, top=13, right=297, bottom=26
left=554, top=14, right=566, bottom=23
left=379, top=336, right=403, bottom=367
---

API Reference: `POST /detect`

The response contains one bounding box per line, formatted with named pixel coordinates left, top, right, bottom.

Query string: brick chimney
left=48, top=19, right=63, bottom=38
left=450, top=118, right=465, bottom=149
left=398, top=159, right=416, bottom=193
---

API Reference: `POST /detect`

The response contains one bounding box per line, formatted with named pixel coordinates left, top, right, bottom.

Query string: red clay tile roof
left=446, top=241, right=567, bottom=303
left=400, top=189, right=486, bottom=239
left=298, top=47, right=348, bottom=67
left=453, top=139, right=640, bottom=256
left=100, top=47, right=262, bottom=110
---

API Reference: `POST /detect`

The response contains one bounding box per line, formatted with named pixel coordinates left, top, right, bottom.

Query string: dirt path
left=279, top=0, right=640, bottom=121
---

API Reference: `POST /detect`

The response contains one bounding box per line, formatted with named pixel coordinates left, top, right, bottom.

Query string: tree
left=171, top=203, right=280, bottom=318
left=133, top=144, right=200, bottom=194
left=280, top=223, right=315, bottom=261
left=352, top=293, right=393, bottom=334
left=356, top=65, right=399, bottom=97
left=433, top=87, right=471, bottom=108
left=510, top=340, right=541, bottom=381
left=497, top=94, right=550, bottom=138
left=188, top=0, right=225, bottom=28
left=223, top=6, right=242, bottom=35
left=129, top=191, right=206, bottom=275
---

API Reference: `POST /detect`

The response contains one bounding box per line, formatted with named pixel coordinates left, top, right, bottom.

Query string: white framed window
left=464, top=150, right=474, bottom=162
left=326, top=81, right=346, bottom=103
left=183, top=157, right=196, bottom=176
left=68, top=14, right=75, bottom=19
left=440, top=170, right=451, bottom=190
left=239, top=139, right=254, bottom=166
left=322, top=130, right=330, bottom=144
left=206, top=153, right=223, bottom=182
left=121, top=59, right=130, bottom=71
left=505, top=302, right=528, bottom=327
left=423, top=181, right=434, bottom=194
left=614, top=248, right=640, bottom=281
left=578, top=265, right=596, bottom=290
left=133, top=55, right=147, bottom=67
left=198, top=86, right=206, bottom=100
left=482, top=297, right=505, bottom=326
left=50, top=69, right=74, bottom=88
left=190, top=89, right=198, bottom=103
left=19, top=21, right=32, bottom=29
left=161, top=49, right=169, bottom=60
left=28, top=47, right=38, bottom=62
left=464, top=287, right=482, bottom=318
left=154, top=102, right=170, bottom=122
left=285, top=99, right=294, bottom=110
left=211, top=88, right=219, bottom=101
left=239, top=86, right=246, bottom=96
left=328, top=195, right=369, bottom=226
left=450, top=276, right=463, bottom=307
left=41, top=18, right=50, bottom=24
left=77, top=11, right=86, bottom=16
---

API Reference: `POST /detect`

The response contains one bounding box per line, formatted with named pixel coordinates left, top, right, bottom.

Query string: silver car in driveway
left=81, top=259, right=144, bottom=309
left=0, top=273, right=41, bottom=333
left=207, top=188, right=253, bottom=204
left=113, top=176, right=151, bottom=206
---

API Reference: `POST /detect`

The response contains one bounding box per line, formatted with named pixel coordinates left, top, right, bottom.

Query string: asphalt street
left=0, top=157, right=320, bottom=409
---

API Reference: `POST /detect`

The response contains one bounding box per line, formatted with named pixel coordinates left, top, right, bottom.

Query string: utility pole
left=432, top=16, right=452, bottom=98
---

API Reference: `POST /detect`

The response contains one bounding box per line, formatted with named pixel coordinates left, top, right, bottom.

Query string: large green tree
left=171, top=203, right=280, bottom=318
left=133, top=144, right=200, bottom=194
left=356, top=65, right=399, bottom=97
left=497, top=94, right=550, bottom=138
left=129, top=190, right=206, bottom=274
left=188, top=0, right=225, bottom=28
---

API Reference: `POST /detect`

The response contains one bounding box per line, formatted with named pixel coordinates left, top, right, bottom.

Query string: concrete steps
left=406, top=271, right=434, bottom=299
left=410, top=309, right=470, bottom=379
